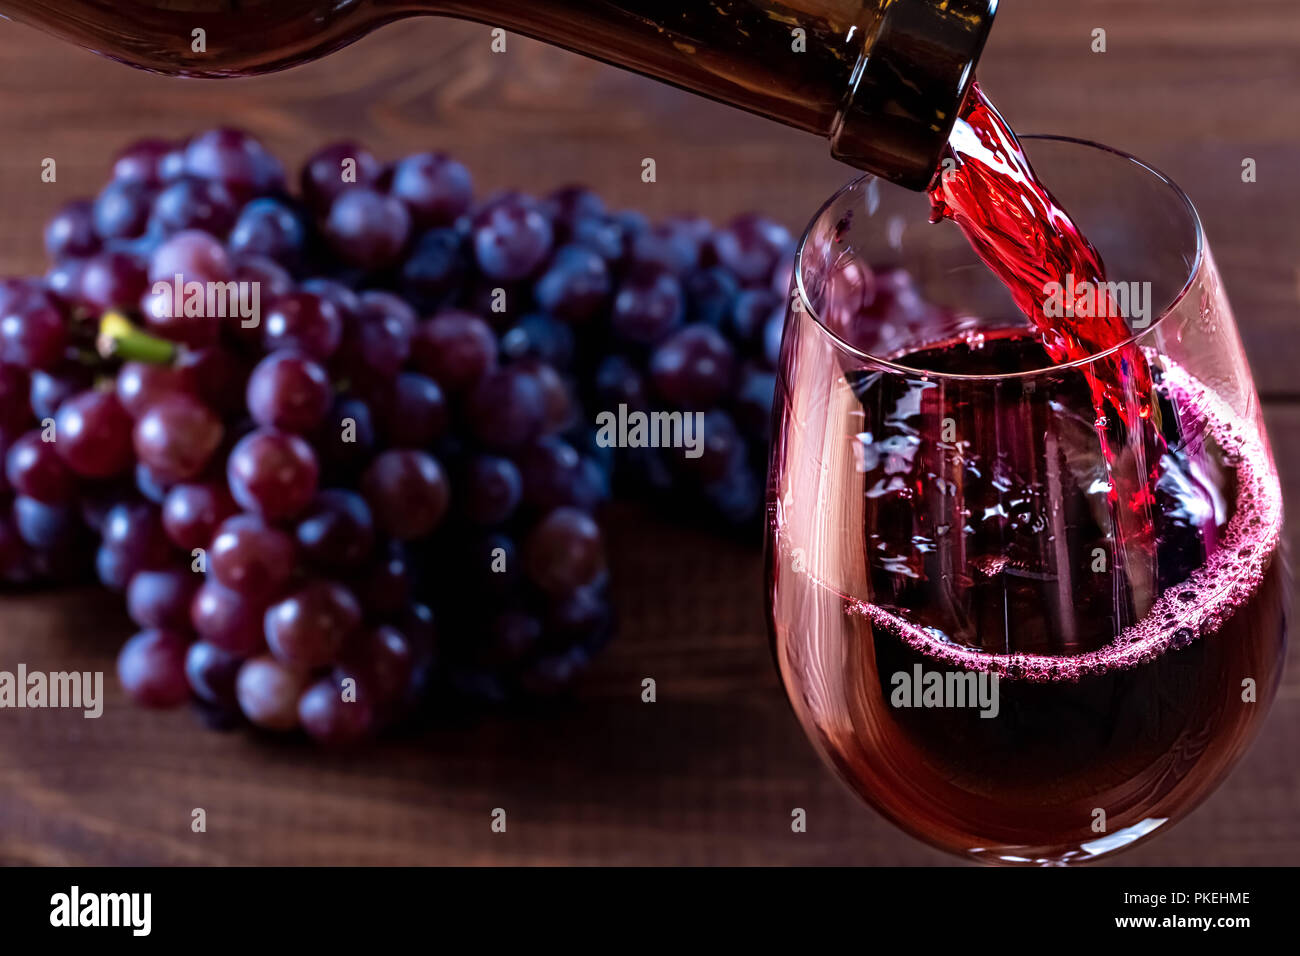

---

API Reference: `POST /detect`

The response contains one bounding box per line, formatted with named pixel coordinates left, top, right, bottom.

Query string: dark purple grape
left=299, top=276, right=360, bottom=319
left=76, top=248, right=148, bottom=311
left=113, top=138, right=175, bottom=186
left=544, top=185, right=606, bottom=238
left=519, top=358, right=575, bottom=435
left=611, top=268, right=683, bottom=345
left=183, top=128, right=286, bottom=198
left=571, top=212, right=628, bottom=262
left=501, top=313, right=575, bottom=370
left=361, top=449, right=449, bottom=540
left=230, top=252, right=294, bottom=301
left=703, top=457, right=763, bottom=524
left=0, top=363, right=31, bottom=432
left=127, top=567, right=199, bottom=630
left=325, top=187, right=411, bottom=270
left=228, top=198, right=307, bottom=268
left=133, top=394, right=224, bottom=482
left=734, top=365, right=776, bottom=440
left=472, top=193, right=553, bottom=280
left=102, top=500, right=173, bottom=571
left=337, top=624, right=414, bottom=709
left=460, top=532, right=519, bottom=597
left=29, top=364, right=90, bottom=421
left=398, top=228, right=467, bottom=308
left=763, top=309, right=785, bottom=368
left=461, top=454, right=522, bottom=525
left=148, top=228, right=233, bottom=284
left=316, top=395, right=376, bottom=474
left=532, top=244, right=611, bottom=322
left=139, top=295, right=219, bottom=350
left=135, top=461, right=175, bottom=504
left=390, top=152, right=474, bottom=228
left=55, top=389, right=135, bottom=478
left=162, top=481, right=237, bottom=551
left=649, top=325, right=736, bottom=409
left=380, top=372, right=448, bottom=448
left=235, top=655, right=306, bottom=730
left=410, top=310, right=496, bottom=392
left=615, top=208, right=650, bottom=234
left=0, top=279, right=56, bottom=313
left=227, top=428, right=319, bottom=520
left=769, top=245, right=796, bottom=296
left=516, top=436, right=584, bottom=513
left=480, top=610, right=542, bottom=666
left=399, top=601, right=437, bottom=668
left=300, top=140, right=382, bottom=216
left=459, top=276, right=525, bottom=329
left=118, top=629, right=191, bottom=708
left=209, top=513, right=295, bottom=597
left=43, top=260, right=84, bottom=307
left=5, top=431, right=75, bottom=503
left=93, top=180, right=155, bottom=240
left=191, top=579, right=267, bottom=655
left=629, top=218, right=706, bottom=275
left=518, top=645, right=590, bottom=696
left=115, top=360, right=197, bottom=419
left=299, top=676, right=374, bottom=745
left=176, top=346, right=247, bottom=417
left=265, top=580, right=362, bottom=669
left=295, top=489, right=375, bottom=571
left=684, top=266, right=741, bottom=328
left=149, top=176, right=239, bottom=236
left=524, top=506, right=605, bottom=595
left=464, top=365, right=545, bottom=450
left=727, top=288, right=781, bottom=349
left=709, top=213, right=792, bottom=284
left=185, top=640, right=242, bottom=707
left=1, top=299, right=69, bottom=371
left=13, top=496, right=81, bottom=551
left=44, top=200, right=100, bottom=260
left=246, top=351, right=332, bottom=433
left=674, top=408, right=744, bottom=484
left=337, top=290, right=417, bottom=381
left=262, top=290, right=344, bottom=359
left=357, top=541, right=412, bottom=617
left=545, top=580, right=613, bottom=643
left=593, top=354, right=648, bottom=409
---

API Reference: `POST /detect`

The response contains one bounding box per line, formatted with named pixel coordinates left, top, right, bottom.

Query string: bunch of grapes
left=0, top=127, right=798, bottom=744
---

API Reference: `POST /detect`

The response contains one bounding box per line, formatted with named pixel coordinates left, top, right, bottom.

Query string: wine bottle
left=0, top=0, right=996, bottom=189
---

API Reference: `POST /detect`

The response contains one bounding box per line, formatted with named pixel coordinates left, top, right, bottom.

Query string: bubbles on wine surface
left=845, top=357, right=1282, bottom=682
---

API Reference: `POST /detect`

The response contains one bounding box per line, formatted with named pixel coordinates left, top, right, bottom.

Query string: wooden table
left=0, top=1, right=1297, bottom=865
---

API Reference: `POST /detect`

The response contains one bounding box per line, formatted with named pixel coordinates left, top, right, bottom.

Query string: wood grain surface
left=0, top=1, right=1297, bottom=866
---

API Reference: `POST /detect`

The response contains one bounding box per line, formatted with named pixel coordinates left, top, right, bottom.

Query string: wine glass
left=765, top=137, right=1287, bottom=865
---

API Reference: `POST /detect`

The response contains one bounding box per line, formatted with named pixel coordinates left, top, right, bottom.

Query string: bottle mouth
left=795, top=135, right=1207, bottom=381
left=831, top=0, right=999, bottom=191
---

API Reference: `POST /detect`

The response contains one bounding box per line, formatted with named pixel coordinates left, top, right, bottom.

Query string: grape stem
left=97, top=311, right=178, bottom=364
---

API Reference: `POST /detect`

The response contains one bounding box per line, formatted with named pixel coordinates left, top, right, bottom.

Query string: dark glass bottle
left=0, top=0, right=996, bottom=189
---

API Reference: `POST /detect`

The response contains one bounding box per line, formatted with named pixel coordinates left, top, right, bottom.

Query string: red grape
left=117, top=629, right=191, bottom=708
left=226, top=428, right=319, bottom=520
left=55, top=389, right=135, bottom=478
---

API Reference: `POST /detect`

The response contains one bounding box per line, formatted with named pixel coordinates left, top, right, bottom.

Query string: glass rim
left=793, top=135, right=1207, bottom=381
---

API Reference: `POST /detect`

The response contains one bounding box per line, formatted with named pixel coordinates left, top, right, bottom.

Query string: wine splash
left=928, top=80, right=1164, bottom=577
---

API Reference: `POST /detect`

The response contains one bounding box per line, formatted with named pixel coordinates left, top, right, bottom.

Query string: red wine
left=928, top=83, right=1143, bottom=395
left=770, top=332, right=1286, bottom=862
left=928, top=80, right=1164, bottom=587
